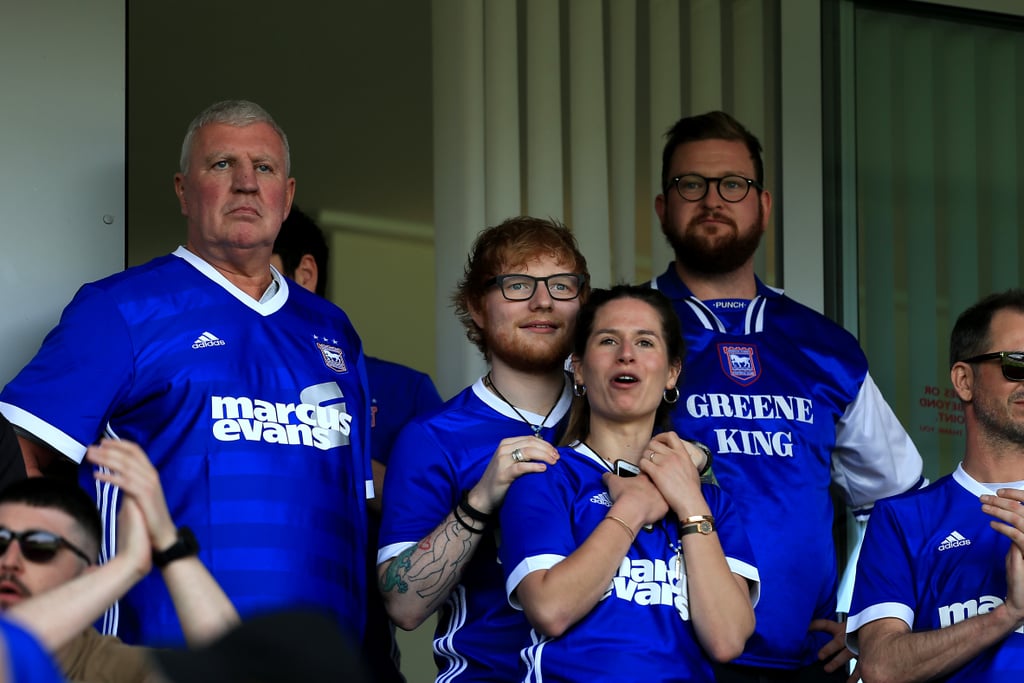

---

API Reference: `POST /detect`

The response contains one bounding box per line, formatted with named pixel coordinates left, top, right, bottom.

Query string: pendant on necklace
left=485, top=372, right=560, bottom=438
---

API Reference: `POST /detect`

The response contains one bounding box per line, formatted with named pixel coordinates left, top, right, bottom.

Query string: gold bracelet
left=604, top=515, right=635, bottom=542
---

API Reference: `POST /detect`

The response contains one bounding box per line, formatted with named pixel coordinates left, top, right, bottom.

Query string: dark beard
left=974, top=390, right=1024, bottom=450
left=664, top=207, right=765, bottom=276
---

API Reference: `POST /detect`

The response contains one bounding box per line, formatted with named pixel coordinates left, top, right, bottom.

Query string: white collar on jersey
left=173, top=246, right=288, bottom=316
left=470, top=373, right=573, bottom=430
left=953, top=462, right=1024, bottom=495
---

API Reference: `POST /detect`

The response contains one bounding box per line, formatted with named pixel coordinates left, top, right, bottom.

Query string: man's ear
left=951, top=362, right=974, bottom=402
left=654, top=193, right=667, bottom=227
left=173, top=174, right=188, bottom=216
left=469, top=298, right=486, bottom=330
left=570, top=354, right=583, bottom=385
left=293, top=254, right=319, bottom=294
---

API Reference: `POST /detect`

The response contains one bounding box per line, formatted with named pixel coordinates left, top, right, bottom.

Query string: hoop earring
left=573, top=383, right=587, bottom=397
left=663, top=386, right=679, bottom=404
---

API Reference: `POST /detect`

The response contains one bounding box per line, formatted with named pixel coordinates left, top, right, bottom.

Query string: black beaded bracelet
left=453, top=504, right=486, bottom=534
left=459, top=490, right=495, bottom=524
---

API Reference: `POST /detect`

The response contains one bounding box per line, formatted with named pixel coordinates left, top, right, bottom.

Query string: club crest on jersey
left=718, top=343, right=760, bottom=386
left=316, top=342, right=348, bottom=373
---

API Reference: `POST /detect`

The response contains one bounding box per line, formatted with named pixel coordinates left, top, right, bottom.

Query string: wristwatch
left=152, top=527, right=199, bottom=568
left=685, top=439, right=713, bottom=476
left=679, top=515, right=715, bottom=537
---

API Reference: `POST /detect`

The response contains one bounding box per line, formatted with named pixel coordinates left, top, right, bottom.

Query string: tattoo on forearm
left=381, top=518, right=477, bottom=607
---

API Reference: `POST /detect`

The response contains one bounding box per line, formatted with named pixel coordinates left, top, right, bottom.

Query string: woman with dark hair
left=499, top=284, right=759, bottom=682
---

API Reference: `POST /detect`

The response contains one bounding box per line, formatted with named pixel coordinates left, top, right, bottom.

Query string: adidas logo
left=590, top=492, right=613, bottom=508
left=937, top=531, right=971, bottom=551
left=192, top=332, right=226, bottom=349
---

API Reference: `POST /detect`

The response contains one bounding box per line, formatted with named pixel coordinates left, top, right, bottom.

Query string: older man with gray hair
left=0, top=100, right=373, bottom=647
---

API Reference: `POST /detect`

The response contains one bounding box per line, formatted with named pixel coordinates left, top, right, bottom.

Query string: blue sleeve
left=0, top=283, right=134, bottom=462
left=377, top=420, right=459, bottom=560
left=499, top=465, right=575, bottom=591
left=846, top=499, right=915, bottom=648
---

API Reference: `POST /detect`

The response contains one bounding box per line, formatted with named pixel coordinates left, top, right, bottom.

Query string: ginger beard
left=664, top=202, right=766, bottom=275
left=481, top=316, right=574, bottom=374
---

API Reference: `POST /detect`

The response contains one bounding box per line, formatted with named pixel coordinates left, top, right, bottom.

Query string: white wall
left=0, top=1, right=125, bottom=385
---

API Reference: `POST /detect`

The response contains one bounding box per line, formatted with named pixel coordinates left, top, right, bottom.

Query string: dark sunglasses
left=0, top=527, right=93, bottom=565
left=959, top=351, right=1024, bottom=382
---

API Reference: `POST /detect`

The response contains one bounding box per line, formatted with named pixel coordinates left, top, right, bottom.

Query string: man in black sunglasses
left=1, top=439, right=238, bottom=682
left=848, top=289, right=1024, bottom=680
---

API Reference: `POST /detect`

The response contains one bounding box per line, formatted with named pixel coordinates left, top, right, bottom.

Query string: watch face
left=698, top=520, right=714, bottom=535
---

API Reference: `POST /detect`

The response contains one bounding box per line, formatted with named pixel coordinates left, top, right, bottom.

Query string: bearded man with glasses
left=0, top=439, right=237, bottom=682
left=649, top=110, right=925, bottom=683
left=377, top=217, right=589, bottom=682
left=848, top=288, right=1024, bottom=681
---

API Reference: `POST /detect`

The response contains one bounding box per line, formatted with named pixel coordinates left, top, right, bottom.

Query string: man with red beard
left=650, top=111, right=924, bottom=683
left=376, top=217, right=589, bottom=682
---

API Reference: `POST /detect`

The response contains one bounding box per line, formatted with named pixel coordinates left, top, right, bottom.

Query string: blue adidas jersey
left=499, top=442, right=760, bottom=683
left=367, top=356, right=443, bottom=466
left=652, top=263, right=922, bottom=668
left=377, top=377, right=572, bottom=683
left=365, top=356, right=442, bottom=682
left=0, top=248, right=373, bottom=646
left=847, top=466, right=1024, bottom=680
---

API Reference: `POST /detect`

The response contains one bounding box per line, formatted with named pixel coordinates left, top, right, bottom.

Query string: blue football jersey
left=499, top=442, right=759, bottom=683
left=0, top=248, right=372, bottom=645
left=365, top=356, right=442, bottom=682
left=367, top=356, right=443, bottom=466
left=848, top=466, right=1024, bottom=681
left=377, top=377, right=572, bottom=682
left=652, top=264, right=923, bottom=668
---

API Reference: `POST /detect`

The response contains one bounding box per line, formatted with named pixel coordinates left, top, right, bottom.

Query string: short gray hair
left=179, top=100, right=291, bottom=175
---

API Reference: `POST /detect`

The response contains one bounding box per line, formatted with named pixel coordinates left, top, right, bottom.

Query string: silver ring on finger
left=647, top=451, right=656, bottom=463
left=511, top=448, right=526, bottom=463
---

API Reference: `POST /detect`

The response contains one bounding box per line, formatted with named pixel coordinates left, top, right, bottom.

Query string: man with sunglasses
left=376, top=217, right=588, bottom=682
left=650, top=110, right=924, bottom=682
left=847, top=289, right=1024, bottom=681
left=1, top=439, right=237, bottom=681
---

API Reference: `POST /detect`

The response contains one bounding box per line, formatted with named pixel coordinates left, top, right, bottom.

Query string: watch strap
left=679, top=515, right=715, bottom=536
left=152, top=526, right=199, bottom=568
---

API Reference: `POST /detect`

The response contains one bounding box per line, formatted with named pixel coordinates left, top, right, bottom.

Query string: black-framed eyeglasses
left=959, top=351, right=1024, bottom=382
left=0, top=527, right=93, bottom=565
left=668, top=174, right=762, bottom=203
left=484, top=273, right=587, bottom=301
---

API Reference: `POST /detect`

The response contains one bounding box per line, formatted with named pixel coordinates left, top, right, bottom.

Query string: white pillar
left=688, top=0, right=723, bottom=112
left=607, top=0, right=637, bottom=283
left=484, top=0, right=522, bottom=224
left=432, top=0, right=488, bottom=397
left=524, top=0, right=564, bottom=219
left=779, top=0, right=823, bottom=312
left=568, top=0, right=611, bottom=287
left=648, top=0, right=683, bottom=275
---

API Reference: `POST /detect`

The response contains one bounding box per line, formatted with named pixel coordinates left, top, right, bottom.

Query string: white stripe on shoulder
left=744, top=296, right=767, bottom=333
left=683, top=298, right=726, bottom=333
